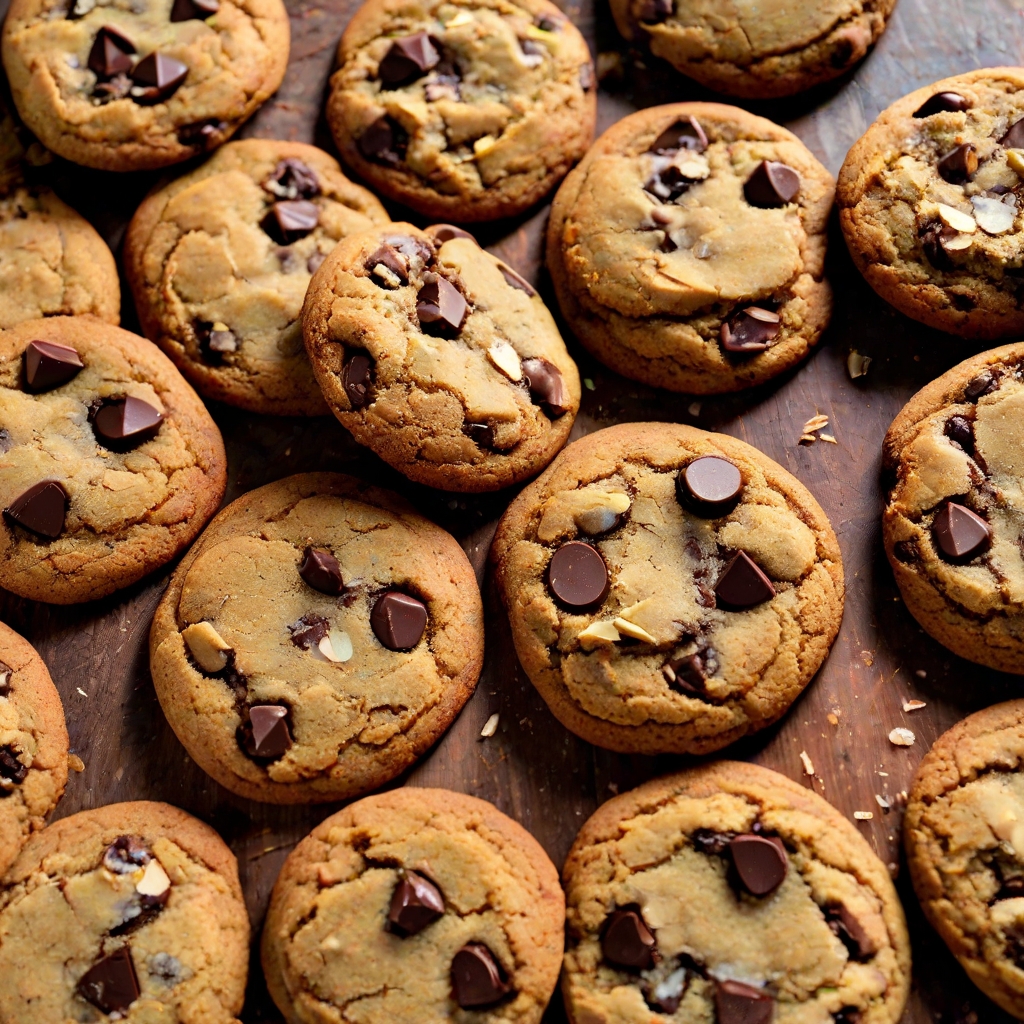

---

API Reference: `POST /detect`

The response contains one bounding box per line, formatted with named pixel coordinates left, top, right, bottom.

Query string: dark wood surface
left=3, top=0, right=1024, bottom=1020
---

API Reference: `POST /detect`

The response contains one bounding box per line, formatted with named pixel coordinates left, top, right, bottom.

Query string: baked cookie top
left=149, top=473, right=484, bottom=803
left=0, top=622, right=68, bottom=879
left=838, top=68, right=1024, bottom=341
left=0, top=316, right=227, bottom=604
left=326, top=0, right=596, bottom=221
left=546, top=103, right=835, bottom=394
left=0, top=800, right=249, bottom=1023
left=491, top=422, right=844, bottom=754
left=261, top=787, right=565, bottom=1023
left=303, top=222, right=581, bottom=492
left=1, top=0, right=290, bottom=172
left=882, top=342, right=1024, bottom=675
left=563, top=762, right=910, bottom=1024
left=125, top=139, right=389, bottom=416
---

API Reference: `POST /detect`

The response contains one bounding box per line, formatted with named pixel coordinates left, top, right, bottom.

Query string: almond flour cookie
left=883, top=343, right=1024, bottom=674
left=262, top=787, right=564, bottom=1023
left=0, top=316, right=227, bottom=604
left=326, top=0, right=596, bottom=222
left=303, top=222, right=580, bottom=492
left=1, top=0, right=290, bottom=172
left=0, top=623, right=68, bottom=879
left=149, top=473, right=484, bottom=803
left=491, top=422, right=844, bottom=754
left=546, top=104, right=835, bottom=395
left=563, top=762, right=911, bottom=1024
left=126, top=140, right=389, bottom=416
left=0, top=800, right=249, bottom=1022
left=838, top=68, right=1024, bottom=340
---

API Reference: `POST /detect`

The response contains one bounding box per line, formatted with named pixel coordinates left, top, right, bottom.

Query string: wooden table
left=3, top=0, right=1024, bottom=1019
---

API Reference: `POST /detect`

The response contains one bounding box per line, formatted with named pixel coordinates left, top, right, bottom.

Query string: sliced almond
left=487, top=341, right=522, bottom=381
left=473, top=135, right=496, bottom=157
left=936, top=202, right=977, bottom=234
left=578, top=620, right=620, bottom=648
left=372, top=263, right=402, bottom=288
left=847, top=350, right=872, bottom=379
left=612, top=618, right=656, bottom=644
left=942, top=232, right=974, bottom=251
left=903, top=699, right=927, bottom=712
left=803, top=413, right=829, bottom=433
left=1007, top=149, right=1024, bottom=178
left=136, top=859, right=171, bottom=897
left=182, top=622, right=231, bottom=673
left=972, top=195, right=1016, bottom=235
left=329, top=628, right=353, bottom=663
left=318, top=635, right=340, bottom=663
left=745, top=307, right=780, bottom=323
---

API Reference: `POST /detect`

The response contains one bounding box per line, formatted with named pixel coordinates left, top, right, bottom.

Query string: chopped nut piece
left=328, top=629, right=353, bottom=663
left=1007, top=149, right=1024, bottom=178
left=672, top=152, right=710, bottom=181
left=972, top=195, right=1016, bottom=235
left=936, top=202, right=977, bottom=234
left=888, top=727, right=915, bottom=747
left=487, top=341, right=523, bottom=381
left=578, top=620, right=620, bottom=647
left=799, top=750, right=815, bottom=776
left=473, top=135, right=496, bottom=156
left=853, top=811, right=874, bottom=821
left=136, top=859, right=171, bottom=897
left=612, top=617, right=656, bottom=644
left=68, top=753, right=85, bottom=772
left=827, top=713, right=839, bottom=726
left=480, top=712, right=499, bottom=738
left=847, top=350, right=872, bottom=379
left=574, top=492, right=630, bottom=535
left=942, top=232, right=973, bottom=251
left=799, top=433, right=817, bottom=444
left=182, top=622, right=232, bottom=672
left=372, top=263, right=402, bottom=288
left=902, top=699, right=927, bottom=712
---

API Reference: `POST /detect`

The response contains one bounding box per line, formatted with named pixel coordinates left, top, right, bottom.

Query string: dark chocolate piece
left=371, top=592, right=428, bottom=650
left=548, top=541, right=609, bottom=609
left=744, top=161, right=800, bottom=208
left=3, top=480, right=68, bottom=539
left=715, top=979, right=774, bottom=1024
left=601, top=907, right=657, bottom=970
left=343, top=352, right=373, bottom=409
left=714, top=551, right=776, bottom=609
left=378, top=32, right=440, bottom=86
left=522, top=358, right=570, bottom=416
left=170, top=0, right=218, bottom=21
left=244, top=705, right=292, bottom=758
left=387, top=870, right=445, bottom=935
left=913, top=92, right=970, bottom=117
left=416, top=277, right=468, bottom=333
left=23, top=339, right=83, bottom=391
left=92, top=396, right=164, bottom=450
left=932, top=502, right=991, bottom=562
left=451, top=943, right=512, bottom=1008
left=721, top=306, right=781, bottom=354
left=1002, top=117, right=1024, bottom=149
left=263, top=158, right=320, bottom=200
left=88, top=25, right=135, bottom=78
left=937, top=143, right=978, bottom=184
left=177, top=118, right=225, bottom=147
left=678, top=457, right=743, bottom=516
left=729, top=834, right=788, bottom=896
left=358, top=117, right=407, bottom=165
left=826, top=903, right=878, bottom=960
left=649, top=116, right=707, bottom=154
left=299, top=547, right=343, bottom=595
left=261, top=200, right=319, bottom=245
left=130, top=52, right=188, bottom=103
left=76, top=948, right=140, bottom=1015
left=289, top=613, right=329, bottom=650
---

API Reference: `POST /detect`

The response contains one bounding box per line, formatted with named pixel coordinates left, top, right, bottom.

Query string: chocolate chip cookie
left=0, top=622, right=68, bottom=878
left=326, top=0, right=596, bottom=222
left=563, top=761, right=911, bottom=1024
left=262, top=787, right=564, bottom=1022
left=149, top=473, right=484, bottom=803
left=126, top=140, right=389, bottom=416
left=883, top=343, right=1024, bottom=674
left=1, top=0, right=290, bottom=172
left=612, top=0, right=896, bottom=99
left=0, top=316, right=227, bottom=604
left=839, top=68, right=1024, bottom=340
left=0, top=800, right=249, bottom=1021
left=491, top=422, right=844, bottom=754
left=547, top=103, right=835, bottom=394
left=303, top=222, right=580, bottom=492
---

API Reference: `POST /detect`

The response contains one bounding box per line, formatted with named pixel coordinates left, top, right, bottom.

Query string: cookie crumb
left=875, top=794, right=891, bottom=813
left=480, top=712, right=499, bottom=738
left=68, top=753, right=85, bottom=772
left=915, top=669, right=927, bottom=679
left=854, top=811, right=874, bottom=820
left=688, top=401, right=701, bottom=417
left=903, top=699, right=927, bottom=712
left=888, top=727, right=915, bottom=747
left=799, top=750, right=815, bottom=776
left=77, top=687, right=88, bottom=697
left=847, top=350, right=873, bottom=379
left=827, top=712, right=839, bottom=726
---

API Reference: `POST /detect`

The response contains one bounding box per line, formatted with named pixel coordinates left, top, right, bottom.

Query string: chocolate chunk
left=177, top=118, right=225, bottom=147
left=715, top=551, right=776, bottom=609
left=358, top=117, right=407, bottom=165
left=289, top=612, right=330, bottom=650
left=0, top=747, right=27, bottom=788
left=835, top=1008, right=863, bottom=1024
left=261, top=200, right=319, bottom=245
left=730, top=834, right=787, bottom=896
left=0, top=660, right=12, bottom=697
left=387, top=870, right=445, bottom=935
left=103, top=835, right=151, bottom=873
left=299, top=547, right=343, bottom=595
left=343, top=352, right=374, bottom=409
left=92, top=396, right=164, bottom=450
left=721, top=306, right=781, bottom=354
left=371, top=591, right=428, bottom=650
left=499, top=263, right=536, bottom=296
left=263, top=158, right=320, bottom=200
left=644, top=161, right=697, bottom=203
left=914, top=92, right=970, bottom=117
left=744, top=161, right=801, bottom=208
left=826, top=903, right=878, bottom=960
left=535, top=13, right=562, bottom=30
left=664, top=647, right=719, bottom=696
left=933, top=501, right=991, bottom=562
left=522, top=358, right=570, bottom=417
left=548, top=541, right=609, bottom=609
left=691, top=828, right=736, bottom=856
left=365, top=243, right=409, bottom=285
left=921, top=221, right=955, bottom=271
left=194, top=320, right=237, bottom=362
left=23, top=339, right=84, bottom=391
left=378, top=32, right=440, bottom=86
left=579, top=61, right=595, bottom=90
left=465, top=422, right=495, bottom=449
left=601, top=907, right=657, bottom=970
left=451, top=944, right=512, bottom=1008
left=77, top=948, right=140, bottom=1015
left=937, top=143, right=978, bottom=185
left=678, top=457, right=743, bottom=516
left=170, top=0, right=218, bottom=20
left=427, top=224, right=476, bottom=244
left=130, top=52, right=188, bottom=103
left=1002, top=117, right=1024, bottom=149
left=417, top=277, right=468, bottom=333
left=244, top=705, right=292, bottom=759
left=715, top=979, right=774, bottom=1024
left=638, top=0, right=673, bottom=21
left=3, top=480, right=68, bottom=539
left=649, top=116, right=707, bottom=155
left=965, top=369, right=998, bottom=400
left=88, top=25, right=136, bottom=78
left=944, top=414, right=975, bottom=453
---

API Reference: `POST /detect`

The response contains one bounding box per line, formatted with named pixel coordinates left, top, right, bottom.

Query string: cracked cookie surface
left=326, top=0, right=595, bottom=222
left=149, top=473, right=484, bottom=803
left=563, top=761, right=910, bottom=1024
left=261, top=787, right=564, bottom=1023
left=546, top=103, right=834, bottom=395
left=126, top=139, right=389, bottom=416
left=491, top=422, right=844, bottom=754
left=882, top=343, right=1024, bottom=674
left=0, top=800, right=249, bottom=1022
left=0, top=315, right=227, bottom=604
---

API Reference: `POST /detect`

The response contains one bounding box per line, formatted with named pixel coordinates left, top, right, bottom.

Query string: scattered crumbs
left=67, top=753, right=85, bottom=772
left=688, top=401, right=702, bottom=417
left=915, top=669, right=927, bottom=679
left=608, top=781, right=619, bottom=794
left=875, top=794, right=891, bottom=813
left=799, top=433, right=817, bottom=444
left=819, top=433, right=838, bottom=444
left=889, top=727, right=915, bottom=747
left=903, top=699, right=927, bottom=712
left=584, top=378, right=595, bottom=391
left=799, top=750, right=815, bottom=776
left=854, top=811, right=874, bottom=821
left=827, top=713, right=839, bottom=726
left=479, top=712, right=499, bottom=738
left=860, top=650, right=874, bottom=667
left=803, top=413, right=830, bottom=432
left=447, top=500, right=458, bottom=510
left=847, top=350, right=873, bottom=379
left=877, top=770, right=889, bottom=777
left=284, top=447, right=292, bottom=457
left=76, top=687, right=88, bottom=697
left=114, top=765, right=124, bottom=782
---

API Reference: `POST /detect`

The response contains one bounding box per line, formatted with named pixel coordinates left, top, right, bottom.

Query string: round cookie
left=562, top=762, right=911, bottom=1024
left=838, top=68, right=1024, bottom=341
left=326, top=0, right=596, bottom=222
left=0, top=623, right=68, bottom=879
left=303, top=222, right=580, bottom=492
left=261, top=787, right=564, bottom=1023
left=0, top=315, right=227, bottom=604
left=883, top=343, right=1024, bottom=674
left=491, top=422, right=844, bottom=754
left=611, top=0, right=896, bottom=99
left=149, top=473, right=484, bottom=803
left=546, top=103, right=835, bottom=394
left=1, top=0, right=290, bottom=172
left=0, top=800, right=249, bottom=1021
left=125, top=140, right=389, bottom=416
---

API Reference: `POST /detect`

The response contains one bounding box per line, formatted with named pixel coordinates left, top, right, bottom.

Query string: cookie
left=838, top=68, right=1024, bottom=341
left=261, top=787, right=564, bottom=1023
left=562, top=761, right=911, bottom=1024
left=326, top=0, right=595, bottom=222
left=612, top=0, right=896, bottom=99
left=0, top=623, right=68, bottom=879
left=125, top=140, right=389, bottom=416
left=1, top=0, right=290, bottom=172
left=0, top=800, right=249, bottom=1021
left=149, top=473, right=484, bottom=803
left=546, top=103, right=835, bottom=394
left=303, top=222, right=580, bottom=492
left=882, top=343, right=1024, bottom=674
left=491, top=422, right=844, bottom=754
left=0, top=315, right=227, bottom=604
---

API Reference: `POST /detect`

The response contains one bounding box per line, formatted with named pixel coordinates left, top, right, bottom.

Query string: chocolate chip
left=691, top=828, right=736, bottom=856
left=387, top=870, right=445, bottom=936
left=194, top=320, right=237, bottom=362
left=342, top=352, right=373, bottom=409
left=965, top=369, right=998, bottom=400
left=103, top=836, right=151, bottom=873
left=130, top=52, right=188, bottom=104
left=729, top=834, right=787, bottom=896
left=465, top=422, right=495, bottom=449
left=678, top=457, right=743, bottom=516
left=548, top=541, right=609, bottom=609
left=535, top=14, right=562, bottom=30
left=92, top=396, right=164, bottom=450
left=371, top=592, right=428, bottom=650
left=664, top=647, right=719, bottom=696
left=451, top=944, right=512, bottom=1008
left=263, top=158, right=320, bottom=200
left=715, top=979, right=774, bottom=1024
left=365, top=243, right=409, bottom=285
left=0, top=747, right=27, bottom=789
left=289, top=612, right=330, bottom=650
left=261, top=200, right=319, bottom=245
left=243, top=705, right=292, bottom=759
left=77, top=948, right=140, bottom=1015
left=601, top=907, right=657, bottom=970
left=378, top=32, right=440, bottom=86
left=914, top=92, right=970, bottom=117
left=1002, top=117, right=1024, bottom=149
left=933, top=501, right=991, bottom=562
left=3, top=480, right=68, bottom=539
left=499, top=263, right=536, bottom=296
left=892, top=539, right=917, bottom=564
left=299, top=547, right=343, bottom=595
left=358, top=117, right=408, bottom=166
left=715, top=551, right=776, bottom=610
left=176, top=118, right=225, bottom=148
left=522, top=358, right=570, bottom=417
left=937, top=143, right=978, bottom=185
left=649, top=117, right=707, bottom=155
left=721, top=306, right=781, bottom=354
left=23, top=339, right=84, bottom=391
left=826, top=903, right=878, bottom=960
left=945, top=414, right=975, bottom=453
left=638, top=0, right=673, bottom=21
left=417, top=276, right=468, bottom=333
left=88, top=25, right=135, bottom=78
left=744, top=161, right=801, bottom=208
left=0, top=660, right=11, bottom=697
left=427, top=224, right=476, bottom=244
left=579, top=61, right=595, bottom=90
left=170, top=0, right=218, bottom=20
